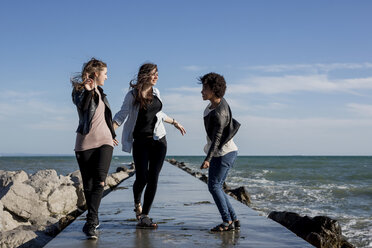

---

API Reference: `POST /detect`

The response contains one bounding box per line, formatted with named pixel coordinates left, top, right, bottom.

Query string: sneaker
left=82, top=222, right=98, bottom=239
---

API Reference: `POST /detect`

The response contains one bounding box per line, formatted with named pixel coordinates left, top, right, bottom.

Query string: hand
left=113, top=138, right=119, bottom=146
left=84, top=78, right=96, bottom=91
left=174, top=122, right=186, bottom=136
left=113, top=122, right=119, bottom=131
left=200, top=161, right=210, bottom=169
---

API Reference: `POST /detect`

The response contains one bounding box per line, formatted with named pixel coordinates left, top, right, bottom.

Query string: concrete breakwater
left=0, top=164, right=134, bottom=248
left=166, top=158, right=355, bottom=248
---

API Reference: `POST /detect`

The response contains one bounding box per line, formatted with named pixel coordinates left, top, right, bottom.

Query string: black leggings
left=132, top=137, right=167, bottom=215
left=75, top=145, right=113, bottom=224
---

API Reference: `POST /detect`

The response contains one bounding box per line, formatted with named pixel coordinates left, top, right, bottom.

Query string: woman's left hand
left=113, top=138, right=119, bottom=146
left=174, top=122, right=186, bottom=136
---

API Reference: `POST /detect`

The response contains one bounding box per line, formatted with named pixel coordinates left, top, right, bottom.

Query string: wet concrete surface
left=45, top=162, right=313, bottom=248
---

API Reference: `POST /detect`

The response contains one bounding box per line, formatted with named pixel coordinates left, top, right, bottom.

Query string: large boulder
left=0, top=167, right=134, bottom=248
left=26, top=170, right=73, bottom=200
left=67, top=170, right=85, bottom=208
left=0, top=181, right=49, bottom=221
left=226, top=186, right=251, bottom=205
left=268, top=211, right=354, bottom=248
left=27, top=170, right=78, bottom=217
left=0, top=225, right=52, bottom=248
left=47, top=185, right=78, bottom=216
left=0, top=169, right=80, bottom=223
left=167, top=158, right=177, bottom=165
left=0, top=170, right=28, bottom=192
left=105, top=171, right=130, bottom=193
left=0, top=201, right=31, bottom=232
left=0, top=227, right=38, bottom=248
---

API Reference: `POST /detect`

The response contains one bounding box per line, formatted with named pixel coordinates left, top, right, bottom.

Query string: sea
left=0, top=155, right=371, bottom=247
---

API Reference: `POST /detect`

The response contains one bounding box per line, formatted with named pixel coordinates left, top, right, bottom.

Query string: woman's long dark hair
left=130, top=63, right=158, bottom=109
left=71, top=58, right=107, bottom=91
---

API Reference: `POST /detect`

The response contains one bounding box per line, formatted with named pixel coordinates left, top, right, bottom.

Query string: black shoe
left=210, top=222, right=235, bottom=232
left=82, top=222, right=98, bottom=239
left=233, top=220, right=240, bottom=230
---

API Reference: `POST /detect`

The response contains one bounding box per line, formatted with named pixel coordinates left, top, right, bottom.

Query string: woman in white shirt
left=113, top=63, right=186, bottom=228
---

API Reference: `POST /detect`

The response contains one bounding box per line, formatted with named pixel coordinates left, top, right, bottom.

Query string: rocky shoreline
left=166, top=158, right=354, bottom=248
left=0, top=164, right=134, bottom=248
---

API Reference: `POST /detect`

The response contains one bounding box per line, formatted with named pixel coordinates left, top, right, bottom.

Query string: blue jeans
left=208, top=151, right=238, bottom=223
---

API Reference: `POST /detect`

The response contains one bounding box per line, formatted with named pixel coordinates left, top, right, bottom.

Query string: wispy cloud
left=234, top=115, right=372, bottom=155
left=167, top=87, right=201, bottom=93
left=3, top=90, right=44, bottom=99
left=239, top=115, right=372, bottom=128
left=230, top=75, right=372, bottom=94
left=182, top=65, right=209, bottom=72
left=162, top=93, right=204, bottom=114
left=0, top=90, right=75, bottom=131
left=347, top=103, right=372, bottom=117
left=243, top=62, right=372, bottom=73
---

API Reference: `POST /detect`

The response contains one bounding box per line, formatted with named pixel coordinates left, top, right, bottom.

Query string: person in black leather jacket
left=72, top=84, right=116, bottom=137
left=71, top=58, right=118, bottom=239
left=199, top=72, right=241, bottom=232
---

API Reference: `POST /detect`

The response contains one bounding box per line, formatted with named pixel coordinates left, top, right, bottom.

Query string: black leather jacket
left=72, top=86, right=116, bottom=138
left=204, top=98, right=240, bottom=162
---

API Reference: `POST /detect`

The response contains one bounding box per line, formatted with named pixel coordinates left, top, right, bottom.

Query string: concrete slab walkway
left=45, top=162, right=313, bottom=248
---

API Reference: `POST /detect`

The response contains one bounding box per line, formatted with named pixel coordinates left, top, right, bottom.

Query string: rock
left=0, top=170, right=28, bottom=192
left=116, top=163, right=135, bottom=173
left=104, top=171, right=131, bottom=196
left=47, top=185, right=78, bottom=216
left=192, top=172, right=201, bottom=177
left=0, top=201, right=4, bottom=230
left=27, top=170, right=73, bottom=201
left=128, top=162, right=135, bottom=170
left=67, top=170, right=85, bottom=208
left=168, top=158, right=177, bottom=165
left=0, top=181, right=49, bottom=221
left=0, top=226, right=38, bottom=248
left=1, top=169, right=80, bottom=223
left=0, top=201, right=31, bottom=232
left=199, top=174, right=208, bottom=184
left=116, top=166, right=128, bottom=173
left=105, top=175, right=117, bottom=188
left=26, top=170, right=78, bottom=217
left=226, top=186, right=251, bottom=205
left=111, top=171, right=129, bottom=183
left=268, top=211, right=354, bottom=248
left=0, top=225, right=52, bottom=248
left=223, top=182, right=230, bottom=191
left=0, top=167, right=134, bottom=248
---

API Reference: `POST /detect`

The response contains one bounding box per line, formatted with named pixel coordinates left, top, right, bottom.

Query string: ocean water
left=0, top=155, right=371, bottom=247
left=171, top=156, right=372, bottom=248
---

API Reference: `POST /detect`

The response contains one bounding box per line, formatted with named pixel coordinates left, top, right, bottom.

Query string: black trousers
left=75, top=145, right=113, bottom=224
left=132, top=137, right=167, bottom=215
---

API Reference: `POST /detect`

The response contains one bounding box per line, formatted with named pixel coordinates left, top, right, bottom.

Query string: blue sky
left=1, top=0, right=372, bottom=155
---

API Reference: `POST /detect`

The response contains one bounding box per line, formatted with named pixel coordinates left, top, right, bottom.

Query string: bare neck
left=209, top=97, right=221, bottom=109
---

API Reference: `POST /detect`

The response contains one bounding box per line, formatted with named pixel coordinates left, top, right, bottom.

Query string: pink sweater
left=75, top=89, right=113, bottom=151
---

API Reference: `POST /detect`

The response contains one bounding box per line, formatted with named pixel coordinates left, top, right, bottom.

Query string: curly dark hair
left=198, top=72, right=226, bottom=98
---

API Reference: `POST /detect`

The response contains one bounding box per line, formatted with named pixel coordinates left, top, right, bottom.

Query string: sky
left=1, top=0, right=372, bottom=156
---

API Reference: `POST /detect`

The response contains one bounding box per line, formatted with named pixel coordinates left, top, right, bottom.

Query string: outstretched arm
left=164, top=116, right=186, bottom=136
